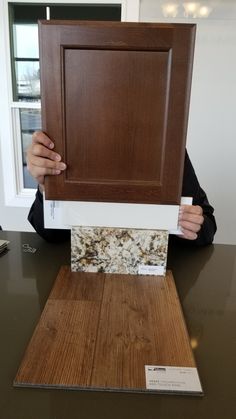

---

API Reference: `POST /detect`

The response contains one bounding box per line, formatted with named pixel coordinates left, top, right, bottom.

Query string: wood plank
left=91, top=271, right=195, bottom=390
left=49, top=265, right=104, bottom=301
left=14, top=267, right=197, bottom=392
left=14, top=267, right=104, bottom=387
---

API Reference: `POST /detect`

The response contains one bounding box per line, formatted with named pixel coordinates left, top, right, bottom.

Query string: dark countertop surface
left=0, top=231, right=236, bottom=419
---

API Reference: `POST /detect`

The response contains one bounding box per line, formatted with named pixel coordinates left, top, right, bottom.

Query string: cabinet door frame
left=40, top=21, right=195, bottom=204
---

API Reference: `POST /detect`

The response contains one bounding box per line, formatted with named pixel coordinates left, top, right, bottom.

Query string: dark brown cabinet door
left=39, top=21, right=196, bottom=204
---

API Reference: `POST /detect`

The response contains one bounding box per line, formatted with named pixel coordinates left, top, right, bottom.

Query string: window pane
left=20, top=109, right=41, bottom=188
left=14, top=24, right=39, bottom=58
left=15, top=61, right=40, bottom=101
left=50, top=4, right=121, bottom=20
left=10, top=4, right=46, bottom=24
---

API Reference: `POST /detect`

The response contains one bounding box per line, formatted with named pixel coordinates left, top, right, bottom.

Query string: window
left=0, top=0, right=139, bottom=208
left=8, top=2, right=122, bottom=190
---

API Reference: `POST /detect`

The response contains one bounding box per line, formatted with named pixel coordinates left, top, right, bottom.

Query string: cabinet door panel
left=39, top=21, right=196, bottom=204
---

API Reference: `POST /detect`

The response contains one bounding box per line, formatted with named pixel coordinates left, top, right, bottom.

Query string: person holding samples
left=27, top=131, right=217, bottom=245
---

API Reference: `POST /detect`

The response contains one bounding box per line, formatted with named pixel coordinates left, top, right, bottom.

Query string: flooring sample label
left=14, top=267, right=202, bottom=394
left=145, top=366, right=202, bottom=394
left=71, top=227, right=168, bottom=275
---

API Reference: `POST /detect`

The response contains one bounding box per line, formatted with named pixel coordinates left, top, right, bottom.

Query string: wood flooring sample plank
left=14, top=267, right=196, bottom=392
left=91, top=271, right=195, bottom=390
left=14, top=266, right=104, bottom=388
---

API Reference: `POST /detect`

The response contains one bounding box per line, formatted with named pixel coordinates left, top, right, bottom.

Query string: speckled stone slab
left=71, top=227, right=169, bottom=275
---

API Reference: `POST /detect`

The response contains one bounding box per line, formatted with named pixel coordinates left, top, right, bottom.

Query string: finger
left=178, top=228, right=198, bottom=241
left=32, top=131, right=54, bottom=149
left=29, top=165, right=62, bottom=176
left=178, top=219, right=202, bottom=234
left=29, top=143, right=62, bottom=162
left=180, top=205, right=203, bottom=216
left=179, top=212, right=204, bottom=226
left=179, top=205, right=204, bottom=225
left=28, top=155, right=66, bottom=171
left=27, top=164, right=62, bottom=181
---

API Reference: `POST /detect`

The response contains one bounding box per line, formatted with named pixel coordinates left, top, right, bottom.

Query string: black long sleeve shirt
left=28, top=152, right=217, bottom=246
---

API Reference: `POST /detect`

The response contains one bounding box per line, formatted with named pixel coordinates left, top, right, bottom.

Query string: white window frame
left=0, top=0, right=140, bottom=208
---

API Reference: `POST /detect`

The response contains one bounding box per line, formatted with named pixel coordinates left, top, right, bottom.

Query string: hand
left=26, top=131, right=66, bottom=189
left=178, top=205, right=204, bottom=241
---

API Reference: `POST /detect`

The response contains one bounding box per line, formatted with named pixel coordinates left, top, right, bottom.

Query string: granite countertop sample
left=71, top=226, right=169, bottom=275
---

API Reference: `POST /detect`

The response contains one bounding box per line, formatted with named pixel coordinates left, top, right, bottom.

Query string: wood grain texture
left=39, top=21, right=196, bottom=204
left=91, top=272, right=195, bottom=390
left=14, top=266, right=196, bottom=392
left=14, top=267, right=104, bottom=387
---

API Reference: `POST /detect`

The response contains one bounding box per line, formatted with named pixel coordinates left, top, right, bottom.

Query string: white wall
left=0, top=144, right=34, bottom=231
left=187, top=20, right=236, bottom=245
left=140, top=0, right=236, bottom=244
